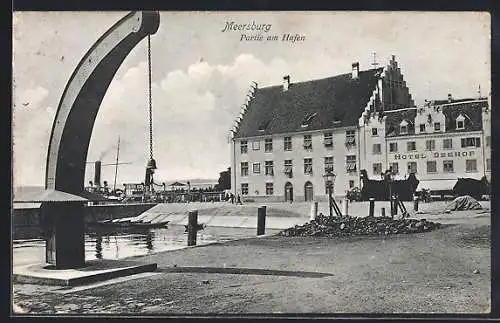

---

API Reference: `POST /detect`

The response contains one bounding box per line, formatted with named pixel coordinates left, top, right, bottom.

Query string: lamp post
left=385, top=168, right=395, bottom=217
left=323, top=170, right=336, bottom=217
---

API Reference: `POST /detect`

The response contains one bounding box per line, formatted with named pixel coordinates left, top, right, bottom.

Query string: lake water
left=12, top=225, right=281, bottom=267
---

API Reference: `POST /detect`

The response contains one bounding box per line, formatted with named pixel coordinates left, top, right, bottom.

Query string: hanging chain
left=147, top=35, right=154, bottom=160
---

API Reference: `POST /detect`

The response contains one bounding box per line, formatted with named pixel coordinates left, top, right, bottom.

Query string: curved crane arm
left=45, top=11, right=160, bottom=194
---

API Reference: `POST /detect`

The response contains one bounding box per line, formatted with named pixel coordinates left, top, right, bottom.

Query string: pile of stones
left=278, top=214, right=441, bottom=237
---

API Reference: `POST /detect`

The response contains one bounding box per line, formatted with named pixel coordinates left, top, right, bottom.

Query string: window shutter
left=461, top=138, right=466, bottom=148
left=476, top=137, right=481, bottom=147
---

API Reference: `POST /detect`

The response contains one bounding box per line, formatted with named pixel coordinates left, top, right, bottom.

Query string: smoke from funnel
left=94, top=161, right=102, bottom=187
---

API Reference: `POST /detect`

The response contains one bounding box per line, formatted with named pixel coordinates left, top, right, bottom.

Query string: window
left=303, top=135, right=312, bottom=150
left=372, top=144, right=382, bottom=155
left=461, top=137, right=481, bottom=148
left=372, top=128, right=378, bottom=136
left=389, top=142, right=398, bottom=152
left=419, top=124, right=426, bottom=132
left=434, top=122, right=441, bottom=131
left=264, top=161, right=274, bottom=176
left=264, top=138, right=273, bottom=152
left=324, top=132, right=333, bottom=148
left=407, top=141, right=416, bottom=151
left=258, top=120, right=271, bottom=132
left=265, top=183, right=274, bottom=195
left=349, top=180, right=355, bottom=188
left=466, top=159, right=477, bottom=172
left=456, top=114, right=465, bottom=130
left=407, top=162, right=417, bottom=174
left=345, top=130, right=356, bottom=146
left=324, top=157, right=334, bottom=173
left=487, top=159, right=491, bottom=171
left=304, top=158, right=313, bottom=175
left=427, top=161, right=437, bottom=173
left=252, top=140, right=260, bottom=150
left=284, top=136, right=292, bottom=151
left=443, top=160, right=454, bottom=173
left=373, top=163, right=382, bottom=175
left=301, top=112, right=317, bottom=127
left=400, top=119, right=409, bottom=134
left=486, top=136, right=491, bottom=147
left=284, top=160, right=293, bottom=178
left=240, top=140, right=248, bottom=154
left=252, top=163, right=260, bottom=174
left=346, top=155, right=357, bottom=173
left=390, top=162, right=399, bottom=174
left=241, top=183, right=248, bottom=195
left=425, top=139, right=435, bottom=151
left=443, top=138, right=453, bottom=149
left=241, top=162, right=248, bottom=176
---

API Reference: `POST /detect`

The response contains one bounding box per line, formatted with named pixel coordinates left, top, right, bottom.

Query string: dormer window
left=434, top=122, right=441, bottom=131
left=400, top=120, right=408, bottom=134
left=419, top=124, right=426, bottom=132
left=301, top=112, right=317, bottom=128
left=372, top=128, right=378, bottom=136
left=456, top=114, right=465, bottom=130
left=258, top=120, right=271, bottom=132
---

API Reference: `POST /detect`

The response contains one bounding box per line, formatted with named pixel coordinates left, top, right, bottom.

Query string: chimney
left=351, top=62, right=359, bottom=79
left=448, top=93, right=453, bottom=103
left=282, top=75, right=290, bottom=91
left=94, top=161, right=102, bottom=187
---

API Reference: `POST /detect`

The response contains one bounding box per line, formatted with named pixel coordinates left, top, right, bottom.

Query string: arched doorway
left=284, top=182, right=293, bottom=202
left=304, top=181, right=314, bottom=201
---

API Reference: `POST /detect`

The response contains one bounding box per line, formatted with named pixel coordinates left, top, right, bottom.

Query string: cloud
left=84, top=53, right=301, bottom=186
left=12, top=86, right=54, bottom=186
left=12, top=52, right=490, bottom=187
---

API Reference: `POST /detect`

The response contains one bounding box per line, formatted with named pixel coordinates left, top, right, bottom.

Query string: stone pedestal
left=41, top=202, right=85, bottom=269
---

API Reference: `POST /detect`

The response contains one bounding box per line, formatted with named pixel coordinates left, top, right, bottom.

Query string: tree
left=215, top=167, right=231, bottom=191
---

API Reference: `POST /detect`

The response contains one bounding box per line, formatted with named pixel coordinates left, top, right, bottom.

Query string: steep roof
left=441, top=100, right=486, bottom=133
left=385, top=108, right=417, bottom=136
left=384, top=98, right=486, bottom=137
left=234, top=68, right=384, bottom=138
left=13, top=186, right=89, bottom=203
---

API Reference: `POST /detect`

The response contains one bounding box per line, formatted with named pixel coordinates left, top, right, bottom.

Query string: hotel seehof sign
left=390, top=149, right=477, bottom=160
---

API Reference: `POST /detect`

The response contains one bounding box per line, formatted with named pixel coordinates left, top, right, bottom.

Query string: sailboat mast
left=113, top=136, right=121, bottom=191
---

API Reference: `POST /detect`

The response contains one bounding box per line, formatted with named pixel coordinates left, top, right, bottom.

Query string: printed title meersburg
left=221, top=20, right=305, bottom=43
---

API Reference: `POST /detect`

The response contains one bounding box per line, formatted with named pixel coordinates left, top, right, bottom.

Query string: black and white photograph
left=12, top=10, right=491, bottom=315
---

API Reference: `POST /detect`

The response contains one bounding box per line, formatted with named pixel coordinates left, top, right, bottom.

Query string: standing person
left=230, top=193, right=235, bottom=204
left=236, top=194, right=242, bottom=205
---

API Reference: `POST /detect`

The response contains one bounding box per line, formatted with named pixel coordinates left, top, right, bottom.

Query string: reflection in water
left=95, top=234, right=103, bottom=259
left=15, top=224, right=285, bottom=267
left=74, top=225, right=280, bottom=261
left=145, top=231, right=154, bottom=252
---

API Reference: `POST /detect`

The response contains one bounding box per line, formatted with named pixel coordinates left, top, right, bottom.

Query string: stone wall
left=12, top=203, right=157, bottom=239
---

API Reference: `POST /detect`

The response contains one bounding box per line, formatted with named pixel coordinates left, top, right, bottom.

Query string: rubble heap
left=278, top=214, right=441, bottom=237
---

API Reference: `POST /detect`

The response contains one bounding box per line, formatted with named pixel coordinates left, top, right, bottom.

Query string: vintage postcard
left=12, top=11, right=491, bottom=315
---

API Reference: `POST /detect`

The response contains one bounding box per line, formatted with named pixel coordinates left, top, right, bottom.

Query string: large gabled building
left=229, top=55, right=417, bottom=202
left=359, top=94, right=491, bottom=194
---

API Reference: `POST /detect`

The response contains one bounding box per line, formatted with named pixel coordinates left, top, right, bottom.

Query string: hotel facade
left=230, top=56, right=491, bottom=202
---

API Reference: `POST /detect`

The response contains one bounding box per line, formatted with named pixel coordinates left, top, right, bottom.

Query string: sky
left=12, top=11, right=490, bottom=187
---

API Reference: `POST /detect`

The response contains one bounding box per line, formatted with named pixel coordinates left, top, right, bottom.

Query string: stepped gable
left=233, top=67, right=384, bottom=138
